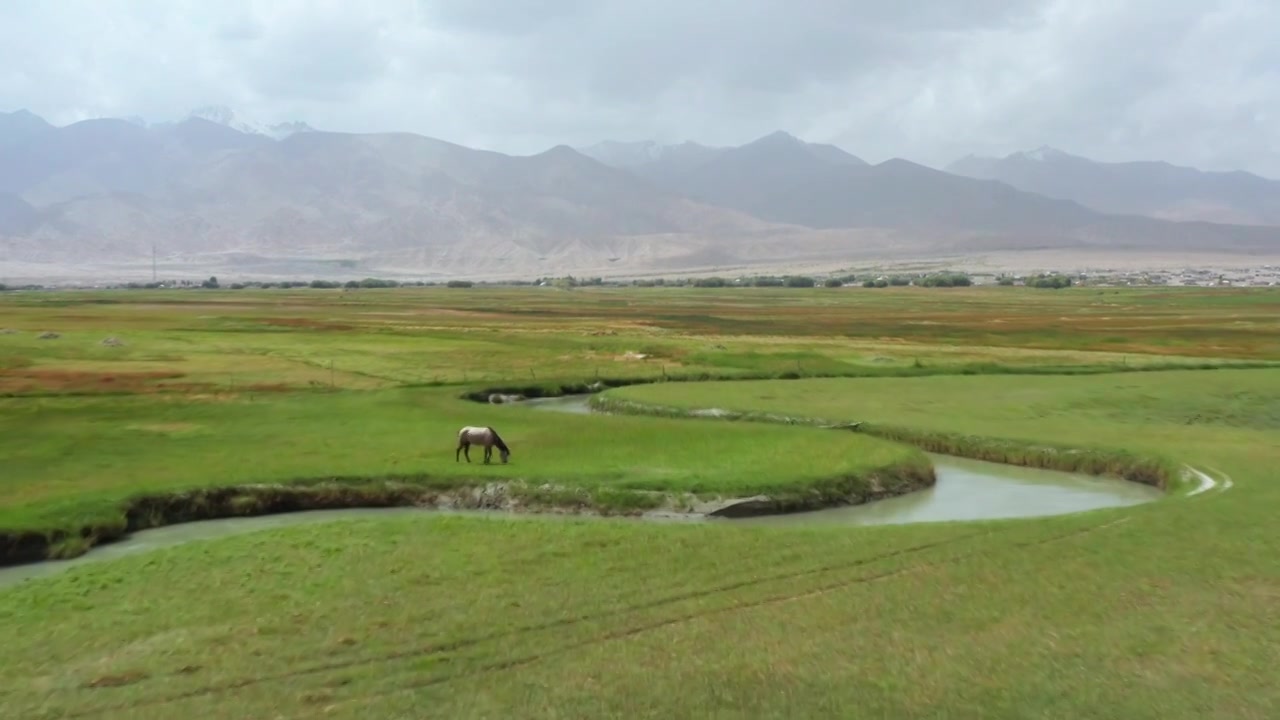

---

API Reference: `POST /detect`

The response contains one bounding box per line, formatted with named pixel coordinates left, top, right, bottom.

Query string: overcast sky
left=2, top=0, right=1277, bottom=176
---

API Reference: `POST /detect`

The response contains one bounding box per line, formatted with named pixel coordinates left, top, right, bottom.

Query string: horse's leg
left=463, top=443, right=472, bottom=463
left=483, top=444, right=492, bottom=464
left=456, top=442, right=463, bottom=462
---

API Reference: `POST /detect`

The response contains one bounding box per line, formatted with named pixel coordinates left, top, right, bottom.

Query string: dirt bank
left=455, top=359, right=1280, bottom=406
left=0, top=461, right=936, bottom=568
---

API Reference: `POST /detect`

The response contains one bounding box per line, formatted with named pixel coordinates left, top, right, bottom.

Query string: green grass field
left=2, top=284, right=1279, bottom=718
left=0, top=387, right=929, bottom=539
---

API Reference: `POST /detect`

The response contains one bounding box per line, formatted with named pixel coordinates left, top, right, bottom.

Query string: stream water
left=0, top=393, right=1161, bottom=590
left=519, top=393, right=1162, bottom=527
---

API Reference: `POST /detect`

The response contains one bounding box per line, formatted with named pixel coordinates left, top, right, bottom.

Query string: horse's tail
left=487, top=426, right=509, bottom=452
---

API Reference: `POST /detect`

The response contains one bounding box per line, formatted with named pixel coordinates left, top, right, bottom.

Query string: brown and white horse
left=456, top=426, right=511, bottom=464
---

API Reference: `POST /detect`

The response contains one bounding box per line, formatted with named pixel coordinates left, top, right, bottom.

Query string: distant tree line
left=860, top=272, right=972, bottom=288
left=1024, top=273, right=1074, bottom=288
left=686, top=275, right=821, bottom=287
left=534, top=275, right=606, bottom=289
left=109, top=277, right=452, bottom=290
left=35, top=268, right=1085, bottom=293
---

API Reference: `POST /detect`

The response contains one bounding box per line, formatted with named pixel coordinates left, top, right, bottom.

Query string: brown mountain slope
left=610, top=134, right=1280, bottom=255
left=3, top=111, right=1280, bottom=281
left=0, top=117, right=782, bottom=269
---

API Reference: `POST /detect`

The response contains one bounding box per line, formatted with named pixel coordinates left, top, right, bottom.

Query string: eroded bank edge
left=0, top=457, right=935, bottom=569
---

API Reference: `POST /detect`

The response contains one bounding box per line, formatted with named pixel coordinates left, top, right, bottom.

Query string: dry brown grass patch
left=0, top=369, right=186, bottom=393
left=260, top=317, right=358, bottom=331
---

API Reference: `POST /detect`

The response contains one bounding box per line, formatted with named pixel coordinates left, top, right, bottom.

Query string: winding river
left=518, top=394, right=1162, bottom=527
left=0, top=393, right=1161, bottom=590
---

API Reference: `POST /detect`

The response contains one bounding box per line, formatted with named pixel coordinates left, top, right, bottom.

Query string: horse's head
left=499, top=447, right=511, bottom=463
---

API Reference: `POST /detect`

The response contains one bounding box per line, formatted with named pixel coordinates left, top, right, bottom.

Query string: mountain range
left=946, top=147, right=1280, bottom=227
left=3, top=107, right=1280, bottom=282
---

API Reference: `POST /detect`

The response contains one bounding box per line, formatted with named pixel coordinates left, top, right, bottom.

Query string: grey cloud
left=421, top=0, right=593, bottom=36
left=236, top=14, right=394, bottom=101
left=437, top=0, right=1041, bottom=105
left=0, top=0, right=1277, bottom=177
left=217, top=17, right=265, bottom=43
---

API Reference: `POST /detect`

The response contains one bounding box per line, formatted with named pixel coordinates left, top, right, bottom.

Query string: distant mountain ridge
left=2, top=108, right=1280, bottom=281
left=947, top=146, right=1280, bottom=226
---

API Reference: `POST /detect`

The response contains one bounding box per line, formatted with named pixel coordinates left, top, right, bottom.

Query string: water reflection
left=516, top=394, right=1163, bottom=526
left=727, top=453, right=1161, bottom=528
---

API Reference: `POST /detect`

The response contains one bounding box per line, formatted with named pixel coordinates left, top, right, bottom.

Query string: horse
left=456, top=425, right=511, bottom=464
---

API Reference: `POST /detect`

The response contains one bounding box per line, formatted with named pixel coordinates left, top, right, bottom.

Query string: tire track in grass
left=50, top=429, right=1186, bottom=716
left=58, top=525, right=1008, bottom=719
left=301, top=515, right=1134, bottom=717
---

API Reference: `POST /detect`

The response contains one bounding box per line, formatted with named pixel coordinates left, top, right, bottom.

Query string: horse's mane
left=487, top=426, right=509, bottom=452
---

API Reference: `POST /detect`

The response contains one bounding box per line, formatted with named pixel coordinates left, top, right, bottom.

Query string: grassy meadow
left=2, top=285, right=1276, bottom=395
left=1, top=283, right=1279, bottom=718
left=0, top=387, right=928, bottom=537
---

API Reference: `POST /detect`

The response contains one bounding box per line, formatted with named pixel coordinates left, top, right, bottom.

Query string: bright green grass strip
left=601, top=368, right=1280, bottom=486
left=0, top=387, right=924, bottom=535
left=601, top=367, right=1280, bottom=438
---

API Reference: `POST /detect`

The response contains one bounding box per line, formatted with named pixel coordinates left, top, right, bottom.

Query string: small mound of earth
left=488, top=393, right=526, bottom=404
left=699, top=494, right=777, bottom=518
left=37, top=331, right=60, bottom=340
left=0, top=328, right=17, bottom=334
left=101, top=337, right=125, bottom=347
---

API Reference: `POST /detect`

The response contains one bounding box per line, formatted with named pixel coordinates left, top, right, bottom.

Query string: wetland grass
left=4, top=285, right=1277, bottom=398
left=1, top=285, right=1279, bottom=718
left=0, top=386, right=930, bottom=563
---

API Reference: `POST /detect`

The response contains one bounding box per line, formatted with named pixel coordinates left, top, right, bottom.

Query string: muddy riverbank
left=511, top=393, right=1167, bottom=518
left=0, top=454, right=936, bottom=569
left=0, top=453, right=1162, bottom=590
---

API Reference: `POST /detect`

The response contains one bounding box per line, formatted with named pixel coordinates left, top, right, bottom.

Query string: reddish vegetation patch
left=151, top=381, right=295, bottom=394
left=0, top=369, right=185, bottom=394
left=0, top=369, right=306, bottom=395
left=244, top=382, right=294, bottom=392
left=84, top=670, right=150, bottom=689
left=259, top=317, right=357, bottom=331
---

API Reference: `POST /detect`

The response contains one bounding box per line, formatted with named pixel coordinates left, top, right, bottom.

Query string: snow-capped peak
left=185, top=105, right=315, bottom=139
left=1012, top=145, right=1068, bottom=162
